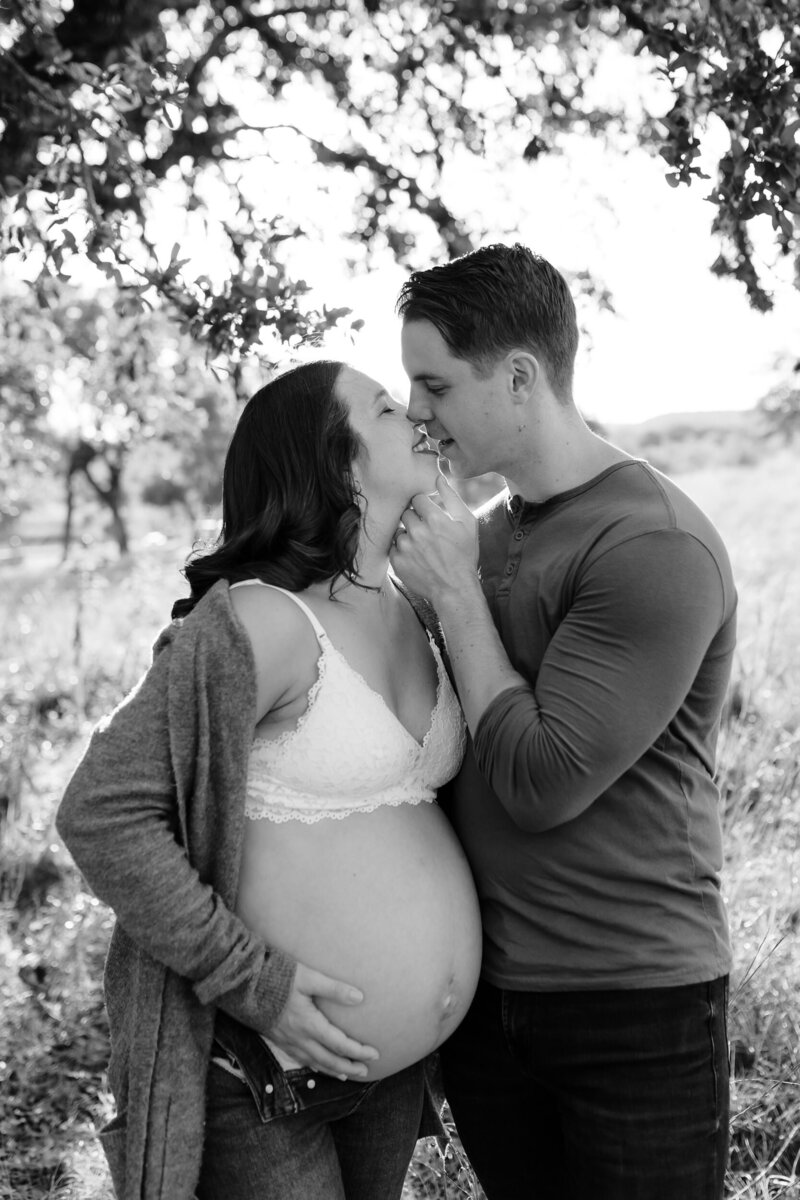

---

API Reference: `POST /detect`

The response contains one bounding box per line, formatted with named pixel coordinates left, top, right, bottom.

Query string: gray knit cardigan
left=57, top=578, right=446, bottom=1199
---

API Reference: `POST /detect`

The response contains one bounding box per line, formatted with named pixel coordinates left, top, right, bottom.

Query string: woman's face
left=337, top=366, right=441, bottom=508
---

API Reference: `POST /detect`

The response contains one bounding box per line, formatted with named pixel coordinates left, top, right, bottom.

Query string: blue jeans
left=196, top=1012, right=425, bottom=1200
left=441, top=976, right=730, bottom=1200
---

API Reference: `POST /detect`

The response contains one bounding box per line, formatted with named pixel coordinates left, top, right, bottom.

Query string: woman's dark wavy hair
left=172, top=360, right=363, bottom=619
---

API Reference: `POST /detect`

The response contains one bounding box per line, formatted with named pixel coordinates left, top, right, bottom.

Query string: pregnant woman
left=56, top=359, right=482, bottom=1200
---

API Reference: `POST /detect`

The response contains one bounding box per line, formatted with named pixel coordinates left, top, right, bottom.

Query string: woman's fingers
left=301, top=1032, right=376, bottom=1080
left=310, top=1010, right=379, bottom=1066
left=299, top=1041, right=371, bottom=1080
left=295, top=963, right=363, bottom=1006
left=267, top=961, right=379, bottom=1078
left=272, top=1016, right=377, bottom=1078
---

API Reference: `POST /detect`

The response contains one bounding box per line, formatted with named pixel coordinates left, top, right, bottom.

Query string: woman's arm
left=57, top=593, right=378, bottom=1077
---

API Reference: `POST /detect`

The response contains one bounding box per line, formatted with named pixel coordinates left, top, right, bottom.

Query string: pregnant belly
left=236, top=801, right=482, bottom=1080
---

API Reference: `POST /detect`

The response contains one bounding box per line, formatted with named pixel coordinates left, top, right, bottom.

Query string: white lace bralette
left=231, top=580, right=466, bottom=824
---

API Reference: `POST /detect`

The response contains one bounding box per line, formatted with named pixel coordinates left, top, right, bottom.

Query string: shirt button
left=513, top=530, right=524, bottom=541
left=307, top=1078, right=316, bottom=1089
left=505, top=564, right=515, bottom=576
left=265, top=1084, right=274, bottom=1094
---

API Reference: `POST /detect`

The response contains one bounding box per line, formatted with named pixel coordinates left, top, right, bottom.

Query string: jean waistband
left=211, top=1010, right=374, bottom=1124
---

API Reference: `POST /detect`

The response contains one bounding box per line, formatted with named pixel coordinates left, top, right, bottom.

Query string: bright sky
left=293, top=139, right=800, bottom=428
left=258, top=38, right=800, bottom=428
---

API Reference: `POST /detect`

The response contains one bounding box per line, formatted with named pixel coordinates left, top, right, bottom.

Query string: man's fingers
left=409, top=477, right=472, bottom=526
left=435, top=473, right=473, bottom=519
left=407, top=494, right=437, bottom=521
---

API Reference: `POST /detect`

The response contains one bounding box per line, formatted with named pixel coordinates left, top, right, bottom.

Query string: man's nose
left=406, top=390, right=429, bottom=423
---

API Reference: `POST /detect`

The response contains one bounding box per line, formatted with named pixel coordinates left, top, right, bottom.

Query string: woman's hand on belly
left=267, top=962, right=381, bottom=1079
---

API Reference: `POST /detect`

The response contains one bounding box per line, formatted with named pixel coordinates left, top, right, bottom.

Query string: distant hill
left=603, top=408, right=770, bottom=475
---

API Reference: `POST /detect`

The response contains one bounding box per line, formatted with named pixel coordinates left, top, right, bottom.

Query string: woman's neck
left=353, top=504, right=404, bottom=591
left=351, top=540, right=391, bottom=593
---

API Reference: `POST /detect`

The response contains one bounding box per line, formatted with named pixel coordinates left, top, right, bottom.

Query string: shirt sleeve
left=56, top=642, right=296, bottom=1033
left=472, top=529, right=727, bottom=833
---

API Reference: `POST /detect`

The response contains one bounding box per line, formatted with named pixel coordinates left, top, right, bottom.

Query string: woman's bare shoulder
left=229, top=583, right=320, bottom=720
left=229, top=583, right=318, bottom=650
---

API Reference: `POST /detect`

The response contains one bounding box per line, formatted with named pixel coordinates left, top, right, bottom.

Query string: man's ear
left=507, top=350, right=540, bottom=405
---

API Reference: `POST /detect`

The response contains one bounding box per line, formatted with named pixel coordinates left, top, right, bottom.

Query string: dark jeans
left=196, top=1012, right=425, bottom=1200
left=441, top=976, right=730, bottom=1200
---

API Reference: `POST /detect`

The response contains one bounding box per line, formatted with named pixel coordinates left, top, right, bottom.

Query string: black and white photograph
left=1, top=2, right=799, bottom=1198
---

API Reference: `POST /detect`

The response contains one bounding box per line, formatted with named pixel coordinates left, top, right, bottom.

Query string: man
left=390, top=243, right=735, bottom=1200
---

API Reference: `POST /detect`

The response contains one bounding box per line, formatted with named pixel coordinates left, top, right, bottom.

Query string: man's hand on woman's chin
left=390, top=474, right=479, bottom=604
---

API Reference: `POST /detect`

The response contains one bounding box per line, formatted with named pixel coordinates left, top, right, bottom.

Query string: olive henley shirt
left=450, top=459, right=736, bottom=991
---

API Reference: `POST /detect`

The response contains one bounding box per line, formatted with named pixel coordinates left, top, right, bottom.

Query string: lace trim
left=244, top=793, right=436, bottom=824
left=252, top=632, right=331, bottom=754
left=416, top=637, right=444, bottom=751
left=252, top=629, right=446, bottom=763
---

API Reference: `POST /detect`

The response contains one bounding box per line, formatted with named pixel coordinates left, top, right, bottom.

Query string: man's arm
left=469, top=531, right=725, bottom=830
left=392, top=478, right=726, bottom=833
left=392, top=478, right=528, bottom=731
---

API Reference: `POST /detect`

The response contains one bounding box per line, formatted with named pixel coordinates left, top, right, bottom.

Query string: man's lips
left=413, top=431, right=453, bottom=454
left=412, top=432, right=439, bottom=454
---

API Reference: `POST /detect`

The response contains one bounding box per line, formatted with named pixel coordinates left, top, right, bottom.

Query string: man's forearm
left=434, top=575, right=527, bottom=735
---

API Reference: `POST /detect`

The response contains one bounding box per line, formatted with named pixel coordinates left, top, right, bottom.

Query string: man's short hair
left=396, top=243, right=579, bottom=400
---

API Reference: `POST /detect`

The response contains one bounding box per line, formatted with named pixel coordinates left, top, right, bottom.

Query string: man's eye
left=426, top=386, right=444, bottom=396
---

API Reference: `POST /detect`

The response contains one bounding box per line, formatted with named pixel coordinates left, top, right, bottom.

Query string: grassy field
left=1, top=449, right=798, bottom=1199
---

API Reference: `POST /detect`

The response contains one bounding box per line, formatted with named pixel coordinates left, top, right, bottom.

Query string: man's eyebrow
left=411, top=372, right=442, bottom=382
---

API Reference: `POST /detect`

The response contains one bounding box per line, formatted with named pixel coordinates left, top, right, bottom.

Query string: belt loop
left=213, top=1011, right=299, bottom=1122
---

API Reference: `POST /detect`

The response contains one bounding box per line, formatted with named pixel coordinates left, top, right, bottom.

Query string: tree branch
left=249, top=122, right=474, bottom=255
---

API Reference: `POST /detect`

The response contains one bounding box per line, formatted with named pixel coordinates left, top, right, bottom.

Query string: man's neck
left=505, top=425, right=632, bottom=504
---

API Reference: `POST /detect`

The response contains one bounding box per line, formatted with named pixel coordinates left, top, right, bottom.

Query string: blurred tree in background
left=0, top=0, right=798, bottom=542
left=758, top=355, right=800, bottom=441
left=0, top=287, right=236, bottom=551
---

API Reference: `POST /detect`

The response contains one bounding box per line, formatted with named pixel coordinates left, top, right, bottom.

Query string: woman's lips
left=412, top=434, right=438, bottom=454
left=412, top=430, right=454, bottom=455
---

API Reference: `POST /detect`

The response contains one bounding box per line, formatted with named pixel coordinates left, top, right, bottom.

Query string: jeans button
left=307, top=1078, right=316, bottom=1089
left=265, top=1083, right=274, bottom=1094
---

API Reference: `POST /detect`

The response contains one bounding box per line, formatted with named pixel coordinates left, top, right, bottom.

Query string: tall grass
left=681, top=453, right=800, bottom=1199
left=1, top=452, right=798, bottom=1199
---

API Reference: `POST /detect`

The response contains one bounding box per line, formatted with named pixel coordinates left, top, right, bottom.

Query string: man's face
left=400, top=319, right=507, bottom=480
